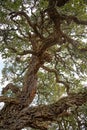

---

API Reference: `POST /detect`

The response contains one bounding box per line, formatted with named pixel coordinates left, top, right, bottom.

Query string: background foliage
left=0, top=0, right=87, bottom=129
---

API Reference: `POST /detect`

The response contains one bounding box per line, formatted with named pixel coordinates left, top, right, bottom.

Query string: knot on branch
left=41, top=52, right=52, bottom=63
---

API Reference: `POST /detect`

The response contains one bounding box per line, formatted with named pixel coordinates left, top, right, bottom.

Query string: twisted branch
left=9, top=11, right=43, bottom=39
left=42, top=65, right=70, bottom=93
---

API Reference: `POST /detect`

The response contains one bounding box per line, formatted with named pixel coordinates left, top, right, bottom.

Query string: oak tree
left=0, top=0, right=87, bottom=129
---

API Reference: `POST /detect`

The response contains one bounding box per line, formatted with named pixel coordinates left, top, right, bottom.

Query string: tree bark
left=0, top=91, right=87, bottom=130
left=0, top=0, right=87, bottom=129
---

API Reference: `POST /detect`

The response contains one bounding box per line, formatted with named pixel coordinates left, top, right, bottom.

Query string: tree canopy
left=0, top=0, right=87, bottom=130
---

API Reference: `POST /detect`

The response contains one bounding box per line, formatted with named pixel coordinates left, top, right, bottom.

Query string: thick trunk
left=0, top=91, right=87, bottom=130
left=20, top=56, right=42, bottom=107
left=0, top=0, right=86, bottom=129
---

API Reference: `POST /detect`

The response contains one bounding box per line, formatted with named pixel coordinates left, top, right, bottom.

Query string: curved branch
left=9, top=11, right=43, bottom=38
left=38, top=33, right=64, bottom=55
left=61, top=14, right=87, bottom=25
left=62, top=32, right=87, bottom=53
left=2, top=83, right=20, bottom=95
left=62, top=32, right=79, bottom=47
left=42, top=65, right=70, bottom=93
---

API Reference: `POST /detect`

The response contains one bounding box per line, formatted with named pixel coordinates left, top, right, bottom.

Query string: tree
left=0, top=0, right=87, bottom=129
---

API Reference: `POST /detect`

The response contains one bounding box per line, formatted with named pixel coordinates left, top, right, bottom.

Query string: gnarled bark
left=0, top=91, right=87, bottom=130
left=0, top=0, right=87, bottom=130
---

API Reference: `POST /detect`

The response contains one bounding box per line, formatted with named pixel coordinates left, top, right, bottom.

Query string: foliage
left=0, top=0, right=87, bottom=130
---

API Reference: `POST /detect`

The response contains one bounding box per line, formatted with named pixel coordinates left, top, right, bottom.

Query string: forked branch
left=9, top=11, right=42, bottom=38
left=42, top=65, right=70, bottom=93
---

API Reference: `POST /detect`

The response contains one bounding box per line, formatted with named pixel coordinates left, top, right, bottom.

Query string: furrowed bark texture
left=20, top=56, right=43, bottom=106
left=0, top=91, right=87, bottom=130
left=0, top=0, right=87, bottom=130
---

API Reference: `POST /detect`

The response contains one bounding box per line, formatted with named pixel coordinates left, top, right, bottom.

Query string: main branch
left=0, top=91, right=86, bottom=130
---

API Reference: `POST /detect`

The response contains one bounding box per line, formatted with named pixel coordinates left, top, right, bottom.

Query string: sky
left=0, top=55, right=5, bottom=93
left=0, top=55, right=4, bottom=92
left=0, top=55, right=8, bottom=91
left=0, top=55, right=3, bottom=76
left=0, top=55, right=5, bottom=110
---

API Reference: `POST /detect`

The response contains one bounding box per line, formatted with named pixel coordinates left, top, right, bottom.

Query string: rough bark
left=0, top=91, right=87, bottom=130
left=0, top=0, right=87, bottom=130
